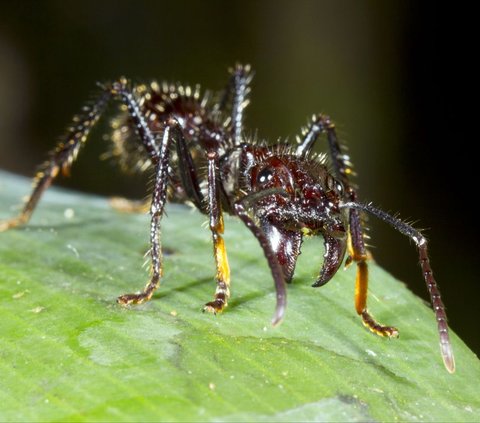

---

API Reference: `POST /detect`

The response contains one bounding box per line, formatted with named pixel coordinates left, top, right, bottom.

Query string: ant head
left=241, top=151, right=347, bottom=284
left=245, top=152, right=346, bottom=232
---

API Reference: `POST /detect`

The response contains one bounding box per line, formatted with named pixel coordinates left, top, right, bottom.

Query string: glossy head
left=245, top=147, right=346, bottom=234
left=232, top=144, right=348, bottom=283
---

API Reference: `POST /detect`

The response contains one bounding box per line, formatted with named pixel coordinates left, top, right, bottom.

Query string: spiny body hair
left=0, top=64, right=455, bottom=374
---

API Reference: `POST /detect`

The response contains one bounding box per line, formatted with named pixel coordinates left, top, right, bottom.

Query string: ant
left=0, top=64, right=454, bottom=373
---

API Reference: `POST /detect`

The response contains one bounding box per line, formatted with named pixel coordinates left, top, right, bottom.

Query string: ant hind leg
left=0, top=90, right=111, bottom=232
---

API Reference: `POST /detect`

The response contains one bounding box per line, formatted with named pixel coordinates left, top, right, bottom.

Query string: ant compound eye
left=257, top=167, right=274, bottom=185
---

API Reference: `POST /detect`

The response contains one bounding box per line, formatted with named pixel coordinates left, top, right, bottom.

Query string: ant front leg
left=295, top=114, right=399, bottom=336
left=348, top=206, right=399, bottom=338
left=329, top=130, right=398, bottom=336
left=0, top=90, right=111, bottom=232
left=342, top=201, right=455, bottom=373
left=203, top=151, right=231, bottom=314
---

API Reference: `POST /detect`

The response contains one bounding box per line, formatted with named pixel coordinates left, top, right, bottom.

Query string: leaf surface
left=0, top=171, right=479, bottom=422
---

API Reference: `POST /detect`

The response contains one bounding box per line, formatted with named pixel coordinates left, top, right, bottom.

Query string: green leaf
left=0, top=170, right=479, bottom=422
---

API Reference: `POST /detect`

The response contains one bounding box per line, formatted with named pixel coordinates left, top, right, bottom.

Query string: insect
left=0, top=64, right=454, bottom=373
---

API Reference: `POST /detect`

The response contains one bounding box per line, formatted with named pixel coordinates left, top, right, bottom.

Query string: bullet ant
left=0, top=64, right=455, bottom=372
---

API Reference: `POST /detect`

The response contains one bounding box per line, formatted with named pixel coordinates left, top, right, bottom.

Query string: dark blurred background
left=1, top=1, right=477, bottom=356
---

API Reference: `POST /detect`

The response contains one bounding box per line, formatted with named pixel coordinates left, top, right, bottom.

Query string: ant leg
left=116, top=120, right=179, bottom=304
left=109, top=78, right=166, bottom=304
left=229, top=64, right=252, bottom=145
left=299, top=114, right=398, bottom=336
left=107, top=79, right=205, bottom=305
left=0, top=76, right=168, bottom=233
left=342, top=201, right=455, bottom=373
left=234, top=201, right=287, bottom=326
left=108, top=78, right=194, bottom=304
left=107, top=78, right=161, bottom=160
left=295, top=114, right=328, bottom=157
left=295, top=114, right=354, bottom=184
left=217, top=63, right=253, bottom=145
left=348, top=198, right=399, bottom=338
left=174, top=126, right=206, bottom=211
left=203, top=152, right=231, bottom=314
left=0, top=90, right=111, bottom=232
left=348, top=201, right=399, bottom=338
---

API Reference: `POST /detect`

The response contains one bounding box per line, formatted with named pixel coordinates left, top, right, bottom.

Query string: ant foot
left=117, top=293, right=150, bottom=305
left=0, top=217, right=25, bottom=232
left=361, top=310, right=399, bottom=338
left=203, top=299, right=226, bottom=315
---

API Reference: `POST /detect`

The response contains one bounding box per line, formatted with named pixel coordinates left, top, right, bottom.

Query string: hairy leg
left=342, top=201, right=455, bottom=373
left=203, top=151, right=231, bottom=314
left=216, top=63, right=253, bottom=145
left=295, top=113, right=396, bottom=335
left=0, top=90, right=111, bottom=232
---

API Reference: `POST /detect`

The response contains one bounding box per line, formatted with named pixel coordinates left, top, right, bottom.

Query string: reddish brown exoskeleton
left=0, top=64, right=455, bottom=373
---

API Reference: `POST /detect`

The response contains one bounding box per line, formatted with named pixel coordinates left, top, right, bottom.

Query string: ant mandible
left=0, top=64, right=454, bottom=373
